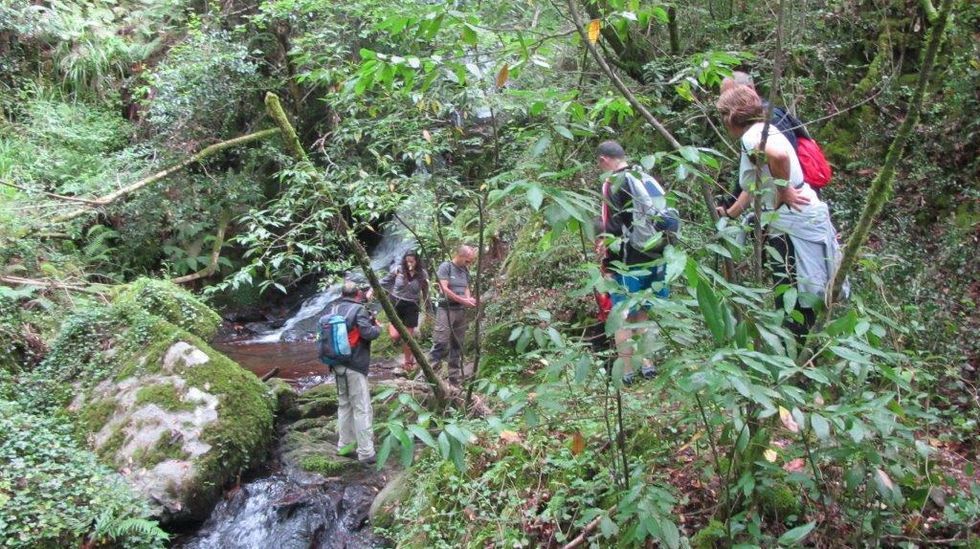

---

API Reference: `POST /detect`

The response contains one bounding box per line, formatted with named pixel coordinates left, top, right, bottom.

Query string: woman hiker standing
left=715, top=85, right=846, bottom=339
left=379, top=250, right=429, bottom=372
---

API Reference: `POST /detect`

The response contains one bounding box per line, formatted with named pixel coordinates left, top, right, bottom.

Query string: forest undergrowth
left=0, top=0, right=977, bottom=546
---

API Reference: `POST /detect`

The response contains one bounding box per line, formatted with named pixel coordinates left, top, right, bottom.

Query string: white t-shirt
left=738, top=122, right=817, bottom=210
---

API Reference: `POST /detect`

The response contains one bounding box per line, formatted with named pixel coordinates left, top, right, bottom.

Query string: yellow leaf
left=422, top=129, right=432, bottom=143
left=424, top=154, right=431, bottom=165
left=570, top=432, right=585, bottom=455
left=587, top=19, right=601, bottom=44
left=779, top=406, right=800, bottom=433
left=764, top=449, right=778, bottom=462
left=496, top=64, right=509, bottom=88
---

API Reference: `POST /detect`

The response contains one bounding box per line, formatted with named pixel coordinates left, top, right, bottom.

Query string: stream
left=174, top=214, right=415, bottom=548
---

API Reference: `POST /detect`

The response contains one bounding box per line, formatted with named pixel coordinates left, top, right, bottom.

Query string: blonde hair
left=716, top=86, right=764, bottom=130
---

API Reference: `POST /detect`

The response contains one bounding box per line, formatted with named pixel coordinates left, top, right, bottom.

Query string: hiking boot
left=640, top=364, right=657, bottom=379
left=337, top=443, right=357, bottom=458
left=622, top=372, right=636, bottom=386
left=358, top=454, right=377, bottom=466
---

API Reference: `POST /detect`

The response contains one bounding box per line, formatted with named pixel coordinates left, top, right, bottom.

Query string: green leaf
left=376, top=435, right=394, bottom=466
left=678, top=145, right=700, bottom=164
left=830, top=345, right=872, bottom=364
left=777, top=522, right=816, bottom=545
left=530, top=135, right=551, bottom=157
left=437, top=431, right=450, bottom=459
left=461, top=24, right=477, bottom=45
left=408, top=424, right=436, bottom=448
left=526, top=185, right=545, bottom=210
left=599, top=515, right=619, bottom=537
left=782, top=287, right=798, bottom=314
left=697, top=280, right=725, bottom=344
left=554, top=125, right=574, bottom=140
left=660, top=518, right=680, bottom=549
left=810, top=413, right=831, bottom=440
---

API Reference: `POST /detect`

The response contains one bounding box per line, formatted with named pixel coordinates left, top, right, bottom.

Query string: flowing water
left=176, top=214, right=416, bottom=547
left=254, top=216, right=416, bottom=343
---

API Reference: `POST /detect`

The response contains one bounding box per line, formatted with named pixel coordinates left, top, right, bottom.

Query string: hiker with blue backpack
left=318, top=281, right=382, bottom=464
left=596, top=140, right=679, bottom=385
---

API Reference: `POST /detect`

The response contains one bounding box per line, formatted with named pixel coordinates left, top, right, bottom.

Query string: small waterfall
left=254, top=214, right=416, bottom=343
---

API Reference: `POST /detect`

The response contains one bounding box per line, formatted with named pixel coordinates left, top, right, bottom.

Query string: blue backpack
left=317, top=304, right=360, bottom=366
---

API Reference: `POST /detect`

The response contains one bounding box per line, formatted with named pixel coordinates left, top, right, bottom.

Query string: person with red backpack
left=721, top=71, right=833, bottom=195
left=715, top=87, right=845, bottom=340
left=320, top=281, right=382, bottom=464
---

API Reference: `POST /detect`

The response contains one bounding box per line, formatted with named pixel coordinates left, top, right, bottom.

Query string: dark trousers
left=767, top=233, right=817, bottom=340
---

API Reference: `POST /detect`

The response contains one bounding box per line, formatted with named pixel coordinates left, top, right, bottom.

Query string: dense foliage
left=0, top=0, right=976, bottom=546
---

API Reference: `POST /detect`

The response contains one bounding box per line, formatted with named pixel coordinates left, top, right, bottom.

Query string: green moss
left=136, top=431, right=187, bottom=466
left=179, top=336, right=274, bottom=505
left=300, top=454, right=354, bottom=475
left=690, top=519, right=727, bottom=549
left=113, top=278, right=221, bottom=341
left=758, top=483, right=801, bottom=521
left=290, top=383, right=340, bottom=420
left=135, top=382, right=194, bottom=412
left=78, top=397, right=118, bottom=433
left=266, top=378, right=297, bottom=416
left=99, top=427, right=128, bottom=464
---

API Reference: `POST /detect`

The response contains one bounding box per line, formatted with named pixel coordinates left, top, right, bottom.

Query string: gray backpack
left=622, top=169, right=680, bottom=254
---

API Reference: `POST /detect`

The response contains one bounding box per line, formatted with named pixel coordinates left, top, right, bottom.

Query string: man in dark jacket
left=329, top=281, right=382, bottom=464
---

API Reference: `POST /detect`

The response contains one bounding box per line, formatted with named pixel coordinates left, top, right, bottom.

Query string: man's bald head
left=454, top=244, right=476, bottom=266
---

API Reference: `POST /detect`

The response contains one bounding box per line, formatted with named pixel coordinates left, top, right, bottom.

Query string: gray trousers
left=430, top=307, right=468, bottom=385
left=334, top=366, right=374, bottom=460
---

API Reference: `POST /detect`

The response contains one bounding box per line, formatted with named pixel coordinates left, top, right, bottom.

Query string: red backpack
left=796, top=136, right=832, bottom=188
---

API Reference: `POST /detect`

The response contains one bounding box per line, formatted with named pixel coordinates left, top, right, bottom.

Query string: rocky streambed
left=175, top=377, right=399, bottom=549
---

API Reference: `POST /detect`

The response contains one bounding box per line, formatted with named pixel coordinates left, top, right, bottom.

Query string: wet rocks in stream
left=177, top=379, right=393, bottom=548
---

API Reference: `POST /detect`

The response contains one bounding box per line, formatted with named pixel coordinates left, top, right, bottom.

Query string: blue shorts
left=611, top=266, right=669, bottom=312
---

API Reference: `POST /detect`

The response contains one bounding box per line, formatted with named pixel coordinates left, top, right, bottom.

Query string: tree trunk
left=263, top=92, right=450, bottom=408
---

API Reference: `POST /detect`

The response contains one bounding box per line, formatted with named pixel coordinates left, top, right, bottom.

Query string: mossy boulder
left=288, top=382, right=340, bottom=420
left=113, top=277, right=222, bottom=341
left=266, top=377, right=297, bottom=416
left=52, top=299, right=274, bottom=524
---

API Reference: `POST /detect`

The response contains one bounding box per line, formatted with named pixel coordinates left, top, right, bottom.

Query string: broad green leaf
left=777, top=522, right=816, bottom=545
left=526, top=185, right=545, bottom=210
left=554, top=125, right=574, bottom=140
left=697, top=280, right=725, bottom=344
left=408, top=424, right=436, bottom=448
left=810, top=413, right=831, bottom=440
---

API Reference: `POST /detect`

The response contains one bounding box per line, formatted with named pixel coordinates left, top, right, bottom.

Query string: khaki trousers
left=430, top=307, right=468, bottom=385
left=334, top=366, right=374, bottom=460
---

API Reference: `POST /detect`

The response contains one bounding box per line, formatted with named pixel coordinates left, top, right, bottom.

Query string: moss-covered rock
left=300, top=454, right=354, bottom=475
left=113, top=278, right=222, bottom=341
left=266, top=377, right=297, bottom=416
left=289, top=382, right=340, bottom=420
left=57, top=305, right=274, bottom=524
left=690, top=519, right=727, bottom=549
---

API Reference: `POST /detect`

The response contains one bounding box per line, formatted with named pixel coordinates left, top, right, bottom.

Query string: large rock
left=41, top=282, right=273, bottom=524
left=113, top=277, right=222, bottom=340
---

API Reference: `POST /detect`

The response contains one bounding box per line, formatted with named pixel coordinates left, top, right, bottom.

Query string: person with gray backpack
left=596, top=140, right=679, bottom=385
